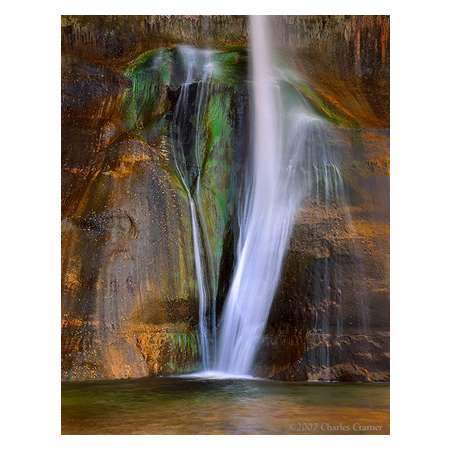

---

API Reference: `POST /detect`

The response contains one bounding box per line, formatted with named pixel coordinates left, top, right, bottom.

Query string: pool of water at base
left=61, top=376, right=389, bottom=434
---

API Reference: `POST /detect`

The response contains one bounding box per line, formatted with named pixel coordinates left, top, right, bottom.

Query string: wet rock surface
left=61, top=15, right=389, bottom=381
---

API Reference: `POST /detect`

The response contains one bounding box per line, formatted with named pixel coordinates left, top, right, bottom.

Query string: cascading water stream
left=215, top=16, right=368, bottom=377
left=171, top=47, right=217, bottom=370
left=216, top=16, right=306, bottom=375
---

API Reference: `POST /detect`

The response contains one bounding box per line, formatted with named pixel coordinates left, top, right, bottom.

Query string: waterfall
left=118, top=19, right=372, bottom=379
left=215, top=16, right=305, bottom=375
left=163, top=23, right=369, bottom=378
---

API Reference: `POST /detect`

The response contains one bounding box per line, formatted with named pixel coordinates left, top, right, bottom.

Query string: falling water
left=295, top=113, right=371, bottom=378
left=216, top=16, right=306, bottom=375
left=188, top=197, right=211, bottom=367
left=171, top=46, right=216, bottom=369
left=215, top=16, right=369, bottom=377
left=118, top=30, right=371, bottom=380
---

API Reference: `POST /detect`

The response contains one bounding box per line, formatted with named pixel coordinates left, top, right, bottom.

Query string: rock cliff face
left=62, top=15, right=389, bottom=381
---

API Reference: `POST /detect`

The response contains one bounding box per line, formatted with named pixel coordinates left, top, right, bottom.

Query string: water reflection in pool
left=61, top=376, right=389, bottom=434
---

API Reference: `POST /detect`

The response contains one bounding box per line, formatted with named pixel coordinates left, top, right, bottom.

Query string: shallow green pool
left=61, top=376, right=389, bottom=434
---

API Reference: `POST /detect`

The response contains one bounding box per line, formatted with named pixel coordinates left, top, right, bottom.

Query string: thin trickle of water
left=188, top=197, right=210, bottom=367
left=295, top=110, right=371, bottom=378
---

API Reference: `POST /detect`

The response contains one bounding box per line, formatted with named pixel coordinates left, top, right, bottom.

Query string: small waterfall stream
left=171, top=47, right=217, bottom=370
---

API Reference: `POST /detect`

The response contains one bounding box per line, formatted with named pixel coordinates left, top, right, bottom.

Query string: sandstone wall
left=61, top=15, right=389, bottom=381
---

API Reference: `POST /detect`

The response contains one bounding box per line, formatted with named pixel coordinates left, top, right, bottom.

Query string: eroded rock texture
left=62, top=15, right=389, bottom=381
